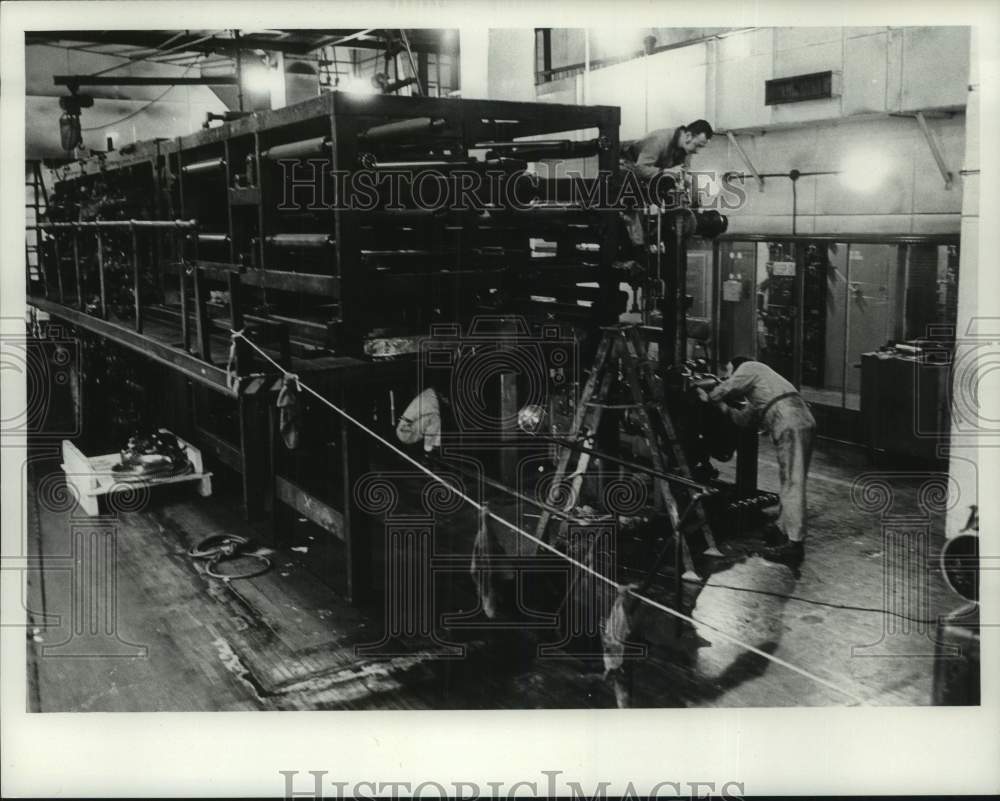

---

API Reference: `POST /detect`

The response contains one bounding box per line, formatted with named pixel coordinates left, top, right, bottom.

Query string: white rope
left=225, top=328, right=245, bottom=393
left=231, top=331, right=869, bottom=706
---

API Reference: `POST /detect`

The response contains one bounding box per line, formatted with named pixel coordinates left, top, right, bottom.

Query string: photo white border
left=2, top=1, right=998, bottom=796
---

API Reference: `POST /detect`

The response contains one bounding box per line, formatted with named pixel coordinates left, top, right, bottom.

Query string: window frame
left=711, top=233, right=960, bottom=410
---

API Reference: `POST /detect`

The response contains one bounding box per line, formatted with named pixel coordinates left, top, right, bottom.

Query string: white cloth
left=396, top=388, right=442, bottom=452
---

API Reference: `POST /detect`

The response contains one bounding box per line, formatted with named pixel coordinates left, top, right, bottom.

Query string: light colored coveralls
left=708, top=361, right=817, bottom=543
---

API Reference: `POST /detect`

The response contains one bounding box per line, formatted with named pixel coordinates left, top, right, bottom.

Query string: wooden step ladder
left=25, top=161, right=48, bottom=290
left=535, top=324, right=722, bottom=581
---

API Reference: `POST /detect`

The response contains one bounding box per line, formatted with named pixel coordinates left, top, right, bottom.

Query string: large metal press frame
left=29, top=91, right=763, bottom=604
left=29, top=92, right=627, bottom=600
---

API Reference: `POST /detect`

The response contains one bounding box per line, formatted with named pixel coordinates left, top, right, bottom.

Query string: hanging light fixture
left=241, top=57, right=283, bottom=96
left=57, top=93, right=93, bottom=152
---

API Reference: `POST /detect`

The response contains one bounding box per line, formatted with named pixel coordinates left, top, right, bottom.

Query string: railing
left=30, top=219, right=197, bottom=331
left=28, top=218, right=298, bottom=392
left=30, top=219, right=208, bottom=365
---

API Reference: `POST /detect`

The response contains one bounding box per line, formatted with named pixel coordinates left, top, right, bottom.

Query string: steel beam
left=162, top=260, right=341, bottom=297
left=131, top=224, right=142, bottom=333
left=35, top=219, right=197, bottom=231
left=55, top=75, right=239, bottom=88
left=275, top=478, right=345, bottom=540
left=27, top=295, right=232, bottom=393
left=36, top=29, right=457, bottom=54
left=95, top=231, right=107, bottom=319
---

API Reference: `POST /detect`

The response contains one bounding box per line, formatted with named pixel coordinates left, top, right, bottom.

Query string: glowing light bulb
left=242, top=62, right=283, bottom=95
left=338, top=76, right=377, bottom=96
left=840, top=150, right=891, bottom=193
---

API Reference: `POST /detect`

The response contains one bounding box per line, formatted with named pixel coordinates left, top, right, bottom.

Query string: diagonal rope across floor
left=228, top=330, right=870, bottom=706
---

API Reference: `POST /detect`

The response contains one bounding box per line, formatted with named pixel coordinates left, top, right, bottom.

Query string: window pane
left=801, top=242, right=850, bottom=408
left=906, top=243, right=941, bottom=340
left=937, top=245, right=959, bottom=333
left=845, top=243, right=899, bottom=399
left=685, top=239, right=713, bottom=363
left=904, top=243, right=959, bottom=340
left=717, top=241, right=756, bottom=366
left=756, top=241, right=797, bottom=381
left=686, top=240, right=713, bottom=319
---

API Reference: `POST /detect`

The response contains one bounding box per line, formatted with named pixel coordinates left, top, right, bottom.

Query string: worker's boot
left=760, top=522, right=786, bottom=546
left=758, top=539, right=804, bottom=569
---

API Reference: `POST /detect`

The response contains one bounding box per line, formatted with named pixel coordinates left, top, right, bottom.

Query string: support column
left=340, top=387, right=373, bottom=604
left=946, top=28, right=994, bottom=536
left=238, top=379, right=272, bottom=525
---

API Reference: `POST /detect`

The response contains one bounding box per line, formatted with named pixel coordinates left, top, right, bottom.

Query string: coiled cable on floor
left=188, top=534, right=271, bottom=580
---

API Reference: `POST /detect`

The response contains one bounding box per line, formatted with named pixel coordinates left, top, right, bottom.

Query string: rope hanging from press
left=276, top=373, right=302, bottom=450
left=225, top=328, right=244, bottom=393
left=602, top=584, right=637, bottom=708
left=470, top=503, right=504, bottom=619
left=226, top=329, right=869, bottom=707
left=226, top=326, right=280, bottom=396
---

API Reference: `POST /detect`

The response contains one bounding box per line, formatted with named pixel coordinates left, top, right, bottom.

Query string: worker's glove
left=659, top=165, right=686, bottom=182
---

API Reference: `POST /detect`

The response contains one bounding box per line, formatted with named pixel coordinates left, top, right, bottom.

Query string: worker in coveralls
left=697, top=356, right=816, bottom=568
left=618, top=119, right=714, bottom=252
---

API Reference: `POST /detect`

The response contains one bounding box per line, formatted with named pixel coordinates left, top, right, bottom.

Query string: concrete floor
left=23, top=434, right=964, bottom=711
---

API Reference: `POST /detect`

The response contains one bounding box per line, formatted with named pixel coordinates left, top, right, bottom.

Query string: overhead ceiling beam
left=54, top=74, right=238, bottom=89
left=28, top=28, right=459, bottom=56
left=310, top=28, right=376, bottom=50
left=31, top=30, right=304, bottom=55
left=284, top=28, right=459, bottom=53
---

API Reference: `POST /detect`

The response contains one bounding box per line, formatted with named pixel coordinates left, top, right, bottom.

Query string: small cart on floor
left=60, top=432, right=212, bottom=516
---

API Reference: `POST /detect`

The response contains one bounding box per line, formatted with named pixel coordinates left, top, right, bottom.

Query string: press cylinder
left=265, top=233, right=334, bottom=249
left=482, top=138, right=605, bottom=161
left=360, top=117, right=446, bottom=142
left=362, top=158, right=477, bottom=171
left=262, top=137, right=331, bottom=161
left=182, top=157, right=226, bottom=174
